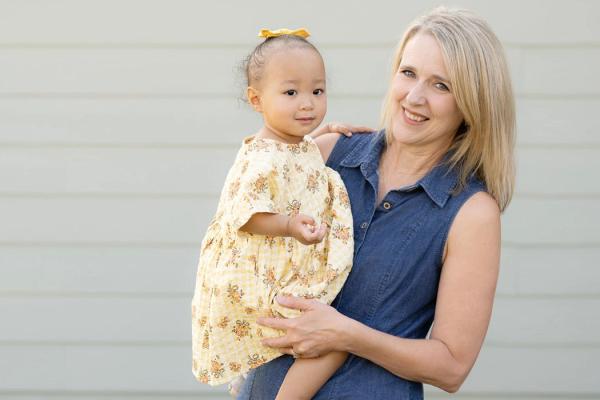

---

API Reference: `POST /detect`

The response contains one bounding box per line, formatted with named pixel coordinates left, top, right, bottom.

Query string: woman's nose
left=405, top=82, right=426, bottom=106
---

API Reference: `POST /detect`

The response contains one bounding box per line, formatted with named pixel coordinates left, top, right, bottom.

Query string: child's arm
left=239, top=212, right=289, bottom=237
left=276, top=351, right=348, bottom=400
left=239, top=213, right=327, bottom=245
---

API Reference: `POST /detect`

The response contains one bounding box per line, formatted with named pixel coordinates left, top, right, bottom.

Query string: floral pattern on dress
left=191, top=135, right=354, bottom=385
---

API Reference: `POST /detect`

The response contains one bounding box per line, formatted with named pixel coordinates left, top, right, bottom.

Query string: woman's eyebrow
left=431, top=74, right=450, bottom=83
left=400, top=64, right=450, bottom=83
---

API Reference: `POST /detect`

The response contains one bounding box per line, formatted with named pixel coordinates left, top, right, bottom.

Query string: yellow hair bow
left=258, top=28, right=310, bottom=39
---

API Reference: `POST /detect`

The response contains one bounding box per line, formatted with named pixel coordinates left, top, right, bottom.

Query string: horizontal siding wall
left=1, top=0, right=599, bottom=399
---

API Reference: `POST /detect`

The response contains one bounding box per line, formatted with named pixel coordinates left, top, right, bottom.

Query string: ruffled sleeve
left=226, top=144, right=283, bottom=231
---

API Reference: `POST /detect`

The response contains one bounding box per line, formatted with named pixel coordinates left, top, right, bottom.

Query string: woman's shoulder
left=444, top=173, right=495, bottom=224
left=312, top=133, right=342, bottom=162
left=456, top=191, right=500, bottom=223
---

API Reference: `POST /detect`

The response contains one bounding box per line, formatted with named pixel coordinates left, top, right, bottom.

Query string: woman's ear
left=246, top=86, right=263, bottom=112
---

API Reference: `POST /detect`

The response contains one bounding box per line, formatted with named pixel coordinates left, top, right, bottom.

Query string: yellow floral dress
left=191, top=135, right=354, bottom=385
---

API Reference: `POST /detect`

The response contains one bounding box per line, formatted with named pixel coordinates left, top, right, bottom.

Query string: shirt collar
left=339, top=130, right=459, bottom=208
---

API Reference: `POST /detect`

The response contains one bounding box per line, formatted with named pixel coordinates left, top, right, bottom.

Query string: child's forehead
left=266, top=47, right=323, bottom=68
left=263, top=49, right=325, bottom=83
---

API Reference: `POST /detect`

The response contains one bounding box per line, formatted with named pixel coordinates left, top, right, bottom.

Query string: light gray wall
left=1, top=0, right=599, bottom=399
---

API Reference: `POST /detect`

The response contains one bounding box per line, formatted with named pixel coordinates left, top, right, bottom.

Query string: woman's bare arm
left=345, top=192, right=500, bottom=391
left=259, top=191, right=501, bottom=393
left=313, top=132, right=342, bottom=162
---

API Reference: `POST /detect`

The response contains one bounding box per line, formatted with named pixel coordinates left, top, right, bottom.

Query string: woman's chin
left=390, top=125, right=422, bottom=145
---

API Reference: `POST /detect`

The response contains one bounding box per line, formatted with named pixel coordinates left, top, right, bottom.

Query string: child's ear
left=246, top=86, right=263, bottom=112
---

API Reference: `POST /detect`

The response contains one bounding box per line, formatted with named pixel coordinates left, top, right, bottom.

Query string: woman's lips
left=403, top=107, right=428, bottom=125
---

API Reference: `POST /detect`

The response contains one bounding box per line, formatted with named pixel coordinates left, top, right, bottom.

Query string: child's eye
left=313, top=88, right=325, bottom=95
left=284, top=90, right=297, bottom=96
left=401, top=69, right=415, bottom=78
left=435, top=82, right=449, bottom=92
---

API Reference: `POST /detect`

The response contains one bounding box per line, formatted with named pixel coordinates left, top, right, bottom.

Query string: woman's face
left=389, top=32, right=464, bottom=151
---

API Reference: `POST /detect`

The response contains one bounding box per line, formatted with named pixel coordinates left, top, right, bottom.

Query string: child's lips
left=296, top=117, right=315, bottom=124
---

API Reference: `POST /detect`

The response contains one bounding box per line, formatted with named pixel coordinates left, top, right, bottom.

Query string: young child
left=191, top=28, right=355, bottom=399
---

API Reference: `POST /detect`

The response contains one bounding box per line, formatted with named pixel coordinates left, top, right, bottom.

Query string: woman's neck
left=376, top=140, right=450, bottom=204
left=381, top=140, right=448, bottom=178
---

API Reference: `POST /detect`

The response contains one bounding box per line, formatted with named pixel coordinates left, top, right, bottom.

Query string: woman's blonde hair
left=380, top=7, right=515, bottom=211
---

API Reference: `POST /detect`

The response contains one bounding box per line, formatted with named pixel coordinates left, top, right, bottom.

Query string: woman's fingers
left=309, top=122, right=376, bottom=138
left=325, top=123, right=354, bottom=137
left=276, top=295, right=317, bottom=311
left=281, top=347, right=296, bottom=357
left=347, top=124, right=376, bottom=132
left=328, top=123, right=351, bottom=136
left=328, top=123, right=376, bottom=137
left=257, top=315, right=291, bottom=330
left=261, top=335, right=292, bottom=349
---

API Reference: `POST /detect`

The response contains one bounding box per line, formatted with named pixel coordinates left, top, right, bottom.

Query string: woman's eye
left=401, top=70, right=415, bottom=78
left=435, top=82, right=449, bottom=91
left=313, top=88, right=324, bottom=95
left=284, top=90, right=297, bottom=96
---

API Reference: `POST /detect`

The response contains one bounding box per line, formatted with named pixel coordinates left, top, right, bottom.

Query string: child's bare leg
left=275, top=351, right=347, bottom=400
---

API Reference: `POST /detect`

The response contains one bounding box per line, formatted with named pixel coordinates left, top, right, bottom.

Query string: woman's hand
left=258, top=295, right=351, bottom=358
left=309, top=122, right=375, bottom=139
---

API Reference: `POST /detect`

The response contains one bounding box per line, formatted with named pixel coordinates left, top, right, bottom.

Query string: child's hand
left=309, top=122, right=375, bottom=139
left=287, top=214, right=327, bottom=245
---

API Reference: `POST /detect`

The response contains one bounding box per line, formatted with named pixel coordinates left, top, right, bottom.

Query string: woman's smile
left=402, top=107, right=429, bottom=124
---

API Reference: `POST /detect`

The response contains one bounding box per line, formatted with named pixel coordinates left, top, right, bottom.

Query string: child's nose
left=299, top=97, right=314, bottom=110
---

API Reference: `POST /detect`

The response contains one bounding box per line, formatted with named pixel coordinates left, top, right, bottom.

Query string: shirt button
left=360, top=222, right=368, bottom=229
left=383, top=202, right=392, bottom=210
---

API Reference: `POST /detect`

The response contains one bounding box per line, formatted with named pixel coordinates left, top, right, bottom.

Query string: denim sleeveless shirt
left=238, top=131, right=486, bottom=400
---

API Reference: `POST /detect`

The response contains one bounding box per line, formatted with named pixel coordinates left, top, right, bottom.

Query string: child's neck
left=255, top=127, right=304, bottom=144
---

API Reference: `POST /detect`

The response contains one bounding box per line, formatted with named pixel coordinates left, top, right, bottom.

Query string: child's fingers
left=301, top=223, right=327, bottom=244
left=312, top=223, right=327, bottom=243
left=317, top=223, right=327, bottom=240
left=296, top=226, right=315, bottom=245
left=300, top=225, right=318, bottom=242
left=296, top=213, right=315, bottom=226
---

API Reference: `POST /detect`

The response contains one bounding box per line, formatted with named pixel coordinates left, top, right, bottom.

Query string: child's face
left=250, top=47, right=327, bottom=143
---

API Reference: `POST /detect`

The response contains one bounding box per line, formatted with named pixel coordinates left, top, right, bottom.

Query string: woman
left=238, top=7, right=515, bottom=399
